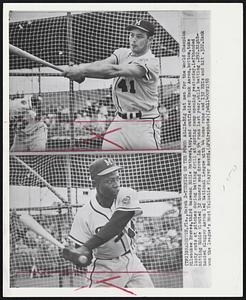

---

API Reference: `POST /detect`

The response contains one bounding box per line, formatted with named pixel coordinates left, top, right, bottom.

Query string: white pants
left=102, top=115, right=161, bottom=151
left=88, top=252, right=154, bottom=288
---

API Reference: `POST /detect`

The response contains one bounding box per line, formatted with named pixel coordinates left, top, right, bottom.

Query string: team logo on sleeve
left=117, top=187, right=136, bottom=206
left=122, top=195, right=131, bottom=205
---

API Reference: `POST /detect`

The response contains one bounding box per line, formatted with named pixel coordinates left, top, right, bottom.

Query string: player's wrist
left=83, top=234, right=104, bottom=251
left=62, top=245, right=93, bottom=268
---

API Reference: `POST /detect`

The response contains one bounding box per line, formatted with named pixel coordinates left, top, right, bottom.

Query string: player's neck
left=96, top=193, right=114, bottom=208
left=131, top=47, right=150, bottom=57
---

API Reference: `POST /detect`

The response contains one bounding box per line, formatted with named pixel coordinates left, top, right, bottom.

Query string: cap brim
left=125, top=25, right=149, bottom=33
left=97, top=165, right=122, bottom=176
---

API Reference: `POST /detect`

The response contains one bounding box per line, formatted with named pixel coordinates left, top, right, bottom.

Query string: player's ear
left=148, top=35, right=154, bottom=43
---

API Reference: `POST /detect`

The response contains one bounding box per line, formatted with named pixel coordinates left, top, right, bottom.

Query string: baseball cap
left=125, top=19, right=155, bottom=36
left=89, top=158, right=122, bottom=179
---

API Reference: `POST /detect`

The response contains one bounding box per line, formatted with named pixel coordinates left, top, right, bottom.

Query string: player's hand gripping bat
left=19, top=214, right=92, bottom=267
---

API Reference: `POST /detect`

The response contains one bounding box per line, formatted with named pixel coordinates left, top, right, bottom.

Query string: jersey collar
left=91, top=191, right=114, bottom=213
left=129, top=49, right=152, bottom=58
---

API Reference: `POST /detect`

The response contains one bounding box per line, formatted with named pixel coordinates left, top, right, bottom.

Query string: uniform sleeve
left=112, top=48, right=129, bottom=65
left=68, top=208, right=92, bottom=246
left=115, top=187, right=143, bottom=217
left=133, top=57, right=160, bottom=81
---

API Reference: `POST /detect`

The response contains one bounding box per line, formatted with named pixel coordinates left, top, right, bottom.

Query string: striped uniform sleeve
left=133, top=57, right=160, bottom=81
left=115, top=187, right=143, bottom=217
left=68, top=207, right=91, bottom=246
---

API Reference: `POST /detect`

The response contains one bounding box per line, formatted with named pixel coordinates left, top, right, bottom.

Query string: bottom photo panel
left=9, top=152, right=182, bottom=288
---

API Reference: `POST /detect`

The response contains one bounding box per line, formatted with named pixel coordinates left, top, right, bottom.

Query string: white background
left=3, top=3, right=243, bottom=297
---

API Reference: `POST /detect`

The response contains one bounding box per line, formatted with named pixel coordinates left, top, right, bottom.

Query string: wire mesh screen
left=10, top=152, right=182, bottom=288
left=9, top=11, right=180, bottom=151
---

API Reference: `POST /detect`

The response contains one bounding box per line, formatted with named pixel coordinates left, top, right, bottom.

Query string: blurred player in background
left=63, top=19, right=161, bottom=150
left=10, top=95, right=48, bottom=152
left=62, top=157, right=154, bottom=288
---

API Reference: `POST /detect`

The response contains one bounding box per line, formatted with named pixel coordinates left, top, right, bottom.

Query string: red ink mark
left=75, top=275, right=136, bottom=296
left=74, top=285, right=87, bottom=290
left=74, top=119, right=162, bottom=123
left=98, top=279, right=136, bottom=295
left=73, top=118, right=162, bottom=150
left=89, top=128, right=121, bottom=141
left=84, top=127, right=125, bottom=150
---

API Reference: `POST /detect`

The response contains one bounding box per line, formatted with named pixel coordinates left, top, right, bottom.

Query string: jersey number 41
left=118, top=79, right=136, bottom=94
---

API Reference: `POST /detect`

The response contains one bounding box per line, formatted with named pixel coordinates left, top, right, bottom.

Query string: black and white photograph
left=9, top=152, right=182, bottom=290
left=3, top=3, right=243, bottom=298
left=8, top=10, right=181, bottom=152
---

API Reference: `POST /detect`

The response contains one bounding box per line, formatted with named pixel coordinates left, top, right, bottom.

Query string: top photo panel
left=9, top=10, right=182, bottom=152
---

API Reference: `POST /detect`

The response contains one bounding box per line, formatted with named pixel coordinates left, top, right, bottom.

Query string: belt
left=118, top=111, right=142, bottom=119
left=96, top=250, right=131, bottom=260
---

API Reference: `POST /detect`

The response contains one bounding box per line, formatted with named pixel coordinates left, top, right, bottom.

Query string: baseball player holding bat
left=63, top=19, right=161, bottom=151
left=62, top=157, right=154, bottom=288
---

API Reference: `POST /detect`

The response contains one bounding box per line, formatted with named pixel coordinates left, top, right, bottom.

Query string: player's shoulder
left=119, top=186, right=136, bottom=194
left=116, top=187, right=137, bottom=203
left=113, top=48, right=131, bottom=60
left=75, top=202, right=92, bottom=217
left=114, top=47, right=130, bottom=54
left=138, top=51, right=158, bottom=64
left=133, top=52, right=158, bottom=71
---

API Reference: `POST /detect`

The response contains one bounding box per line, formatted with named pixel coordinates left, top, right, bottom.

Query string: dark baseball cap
left=125, top=19, right=155, bottom=36
left=89, top=158, right=122, bottom=179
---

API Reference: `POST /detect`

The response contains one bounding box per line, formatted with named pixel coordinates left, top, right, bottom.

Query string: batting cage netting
left=9, top=152, right=182, bottom=288
left=9, top=11, right=180, bottom=151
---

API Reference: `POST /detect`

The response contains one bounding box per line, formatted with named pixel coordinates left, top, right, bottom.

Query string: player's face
left=97, top=171, right=120, bottom=199
left=129, top=29, right=153, bottom=55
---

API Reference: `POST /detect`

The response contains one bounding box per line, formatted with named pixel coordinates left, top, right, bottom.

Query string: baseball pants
left=102, top=115, right=161, bottom=151
left=88, top=252, right=154, bottom=288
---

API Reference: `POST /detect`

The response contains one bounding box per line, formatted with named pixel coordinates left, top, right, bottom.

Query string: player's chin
left=112, top=188, right=120, bottom=197
left=130, top=45, right=137, bottom=52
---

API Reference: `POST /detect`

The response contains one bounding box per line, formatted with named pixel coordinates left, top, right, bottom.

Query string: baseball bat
left=19, top=214, right=65, bottom=249
left=19, top=214, right=88, bottom=264
left=9, top=44, right=64, bottom=73
left=13, top=155, right=67, bottom=204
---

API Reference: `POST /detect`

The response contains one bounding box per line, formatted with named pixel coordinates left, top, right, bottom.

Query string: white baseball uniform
left=69, top=187, right=154, bottom=288
left=101, top=48, right=161, bottom=151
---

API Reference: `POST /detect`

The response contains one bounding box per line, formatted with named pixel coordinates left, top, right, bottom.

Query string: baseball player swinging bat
left=19, top=214, right=90, bottom=267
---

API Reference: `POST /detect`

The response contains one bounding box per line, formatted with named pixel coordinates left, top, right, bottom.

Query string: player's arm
left=63, top=59, right=146, bottom=81
left=61, top=210, right=134, bottom=267
left=62, top=54, right=117, bottom=83
left=62, top=188, right=140, bottom=267
left=82, top=187, right=142, bottom=250
left=83, top=210, right=134, bottom=250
